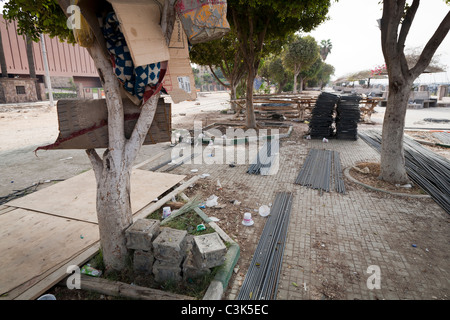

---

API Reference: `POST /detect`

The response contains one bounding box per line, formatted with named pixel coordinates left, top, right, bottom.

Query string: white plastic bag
left=205, top=195, right=218, bottom=207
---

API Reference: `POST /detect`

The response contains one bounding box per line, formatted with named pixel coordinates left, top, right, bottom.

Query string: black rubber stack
left=308, top=92, right=340, bottom=138
left=335, top=95, right=361, bottom=140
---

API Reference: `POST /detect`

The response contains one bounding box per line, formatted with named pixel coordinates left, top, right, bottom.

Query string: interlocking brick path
left=168, top=124, right=449, bottom=300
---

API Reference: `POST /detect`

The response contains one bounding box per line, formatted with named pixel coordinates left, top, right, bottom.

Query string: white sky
left=307, top=0, right=450, bottom=84
left=0, top=0, right=448, bottom=84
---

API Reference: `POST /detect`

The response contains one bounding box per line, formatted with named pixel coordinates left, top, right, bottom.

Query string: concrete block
left=133, top=249, right=154, bottom=274
left=152, top=259, right=182, bottom=283
left=125, top=219, right=160, bottom=251
left=192, top=232, right=227, bottom=269
left=152, top=227, right=188, bottom=263
left=183, top=250, right=211, bottom=281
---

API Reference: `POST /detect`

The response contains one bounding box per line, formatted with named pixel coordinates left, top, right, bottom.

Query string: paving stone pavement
left=166, top=124, right=450, bottom=300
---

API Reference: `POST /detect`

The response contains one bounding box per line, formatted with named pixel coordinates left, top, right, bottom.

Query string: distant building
left=0, top=15, right=101, bottom=104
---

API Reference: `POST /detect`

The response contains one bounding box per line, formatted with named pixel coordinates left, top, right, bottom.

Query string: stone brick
left=182, top=250, right=211, bottom=281
left=133, top=249, right=154, bottom=274
left=125, top=219, right=160, bottom=251
left=152, top=259, right=182, bottom=283
left=152, top=227, right=188, bottom=264
left=192, top=232, right=226, bottom=269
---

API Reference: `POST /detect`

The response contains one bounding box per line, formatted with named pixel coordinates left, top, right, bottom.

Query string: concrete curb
left=179, top=193, right=240, bottom=300
left=344, top=167, right=431, bottom=199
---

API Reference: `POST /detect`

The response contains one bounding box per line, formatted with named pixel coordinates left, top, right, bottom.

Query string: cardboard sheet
left=162, top=18, right=197, bottom=103
left=107, top=0, right=170, bottom=67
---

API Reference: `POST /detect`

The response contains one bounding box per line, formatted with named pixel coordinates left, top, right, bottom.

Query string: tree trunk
left=293, top=72, right=299, bottom=94
left=298, top=75, right=304, bottom=93
left=379, top=79, right=412, bottom=184
left=96, top=156, right=133, bottom=271
left=276, top=84, right=282, bottom=94
left=26, top=36, right=41, bottom=101
left=230, top=82, right=238, bottom=111
left=245, top=66, right=256, bottom=128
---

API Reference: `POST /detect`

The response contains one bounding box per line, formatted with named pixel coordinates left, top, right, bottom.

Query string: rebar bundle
left=247, top=140, right=279, bottom=175
left=294, top=149, right=346, bottom=194
left=333, top=150, right=346, bottom=194
left=359, top=130, right=450, bottom=215
left=433, top=132, right=450, bottom=145
left=237, top=192, right=293, bottom=300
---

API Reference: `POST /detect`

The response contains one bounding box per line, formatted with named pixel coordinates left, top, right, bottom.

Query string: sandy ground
left=0, top=92, right=231, bottom=198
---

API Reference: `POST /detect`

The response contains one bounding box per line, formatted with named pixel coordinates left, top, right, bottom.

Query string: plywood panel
left=0, top=208, right=100, bottom=296
left=7, top=169, right=185, bottom=223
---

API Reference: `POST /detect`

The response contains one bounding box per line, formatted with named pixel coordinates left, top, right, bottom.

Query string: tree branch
left=209, top=65, right=229, bottom=88
left=124, top=93, right=160, bottom=171
left=87, top=43, right=126, bottom=152
left=398, top=0, right=419, bottom=50
left=86, top=148, right=103, bottom=181
left=410, top=9, right=450, bottom=79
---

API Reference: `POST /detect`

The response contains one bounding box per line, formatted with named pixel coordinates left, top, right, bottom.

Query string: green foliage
left=189, top=30, right=240, bottom=68
left=228, top=0, right=332, bottom=39
left=284, top=35, right=320, bottom=74
left=301, top=57, right=323, bottom=81
left=2, top=0, right=74, bottom=43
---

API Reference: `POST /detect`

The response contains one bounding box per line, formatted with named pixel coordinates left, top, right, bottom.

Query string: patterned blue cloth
left=102, top=12, right=161, bottom=101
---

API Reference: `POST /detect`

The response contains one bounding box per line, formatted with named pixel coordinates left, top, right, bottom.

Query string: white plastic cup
left=242, top=212, right=254, bottom=226
left=37, top=294, right=56, bottom=300
left=258, top=205, right=270, bottom=217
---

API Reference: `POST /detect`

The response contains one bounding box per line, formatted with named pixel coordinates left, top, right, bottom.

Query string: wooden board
left=0, top=208, right=100, bottom=296
left=6, top=170, right=185, bottom=224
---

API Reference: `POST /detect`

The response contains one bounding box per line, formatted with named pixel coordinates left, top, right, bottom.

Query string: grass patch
left=147, top=208, right=215, bottom=236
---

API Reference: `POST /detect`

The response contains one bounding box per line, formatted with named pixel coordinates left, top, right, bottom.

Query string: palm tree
left=320, top=39, right=332, bottom=61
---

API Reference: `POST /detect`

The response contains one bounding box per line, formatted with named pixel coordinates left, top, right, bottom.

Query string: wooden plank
left=78, top=274, right=195, bottom=300
left=0, top=206, right=16, bottom=216
left=132, top=150, right=168, bottom=170
left=7, top=169, right=185, bottom=224
left=13, top=243, right=101, bottom=300
left=0, top=209, right=100, bottom=297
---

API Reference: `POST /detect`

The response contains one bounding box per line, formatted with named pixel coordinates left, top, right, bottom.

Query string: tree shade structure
left=335, top=95, right=361, bottom=140
left=308, top=92, right=339, bottom=138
